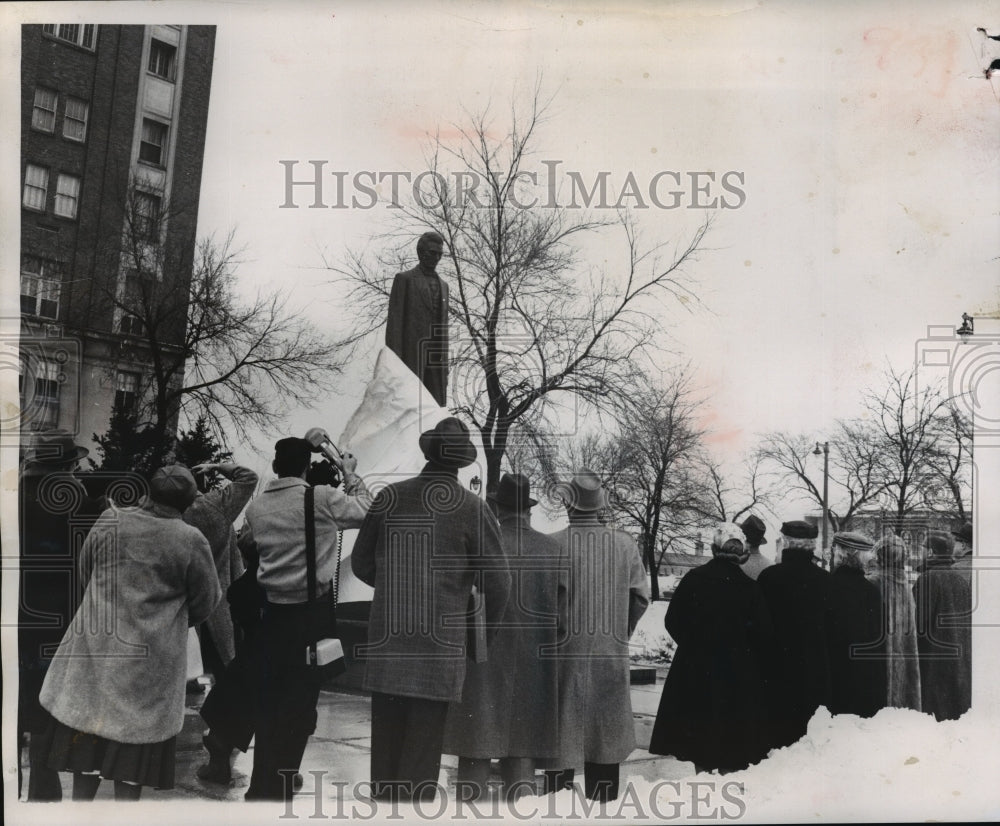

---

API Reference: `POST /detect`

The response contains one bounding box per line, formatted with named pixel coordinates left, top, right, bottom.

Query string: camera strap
left=305, top=486, right=340, bottom=665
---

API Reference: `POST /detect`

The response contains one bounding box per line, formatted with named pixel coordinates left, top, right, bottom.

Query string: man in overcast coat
left=352, top=417, right=510, bottom=802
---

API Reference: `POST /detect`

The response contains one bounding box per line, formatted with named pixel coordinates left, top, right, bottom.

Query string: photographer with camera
left=237, top=434, right=371, bottom=802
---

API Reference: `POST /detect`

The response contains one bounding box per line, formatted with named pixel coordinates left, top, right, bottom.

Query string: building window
left=139, top=119, right=168, bottom=166
left=114, top=371, right=140, bottom=414
left=148, top=39, right=177, bottom=81
left=119, top=270, right=151, bottom=335
left=42, top=24, right=97, bottom=50
left=32, top=87, right=58, bottom=132
left=54, top=174, right=81, bottom=219
left=23, top=164, right=49, bottom=211
left=132, top=191, right=162, bottom=243
left=20, top=256, right=61, bottom=319
left=30, top=360, right=62, bottom=431
left=63, top=97, right=89, bottom=142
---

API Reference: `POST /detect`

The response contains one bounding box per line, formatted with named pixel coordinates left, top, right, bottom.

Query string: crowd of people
left=650, top=518, right=973, bottom=775
left=17, top=421, right=974, bottom=805
left=15, top=234, right=974, bottom=804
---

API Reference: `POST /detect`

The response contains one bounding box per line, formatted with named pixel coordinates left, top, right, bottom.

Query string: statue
left=385, top=231, right=449, bottom=406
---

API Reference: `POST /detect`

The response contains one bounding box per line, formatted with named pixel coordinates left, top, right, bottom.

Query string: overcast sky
left=5, top=0, right=999, bottom=525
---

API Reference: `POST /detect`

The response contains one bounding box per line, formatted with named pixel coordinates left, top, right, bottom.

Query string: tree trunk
left=644, top=533, right=660, bottom=601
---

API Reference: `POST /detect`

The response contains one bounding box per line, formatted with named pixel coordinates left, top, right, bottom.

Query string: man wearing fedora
left=542, top=468, right=649, bottom=803
left=18, top=431, right=106, bottom=800
left=757, top=521, right=833, bottom=750
left=739, top=515, right=772, bottom=581
left=826, top=531, right=886, bottom=718
left=352, top=417, right=511, bottom=802
left=951, top=522, right=974, bottom=577
left=442, top=473, right=562, bottom=802
left=913, top=530, right=972, bottom=721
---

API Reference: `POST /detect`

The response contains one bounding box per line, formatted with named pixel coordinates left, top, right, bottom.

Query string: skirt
left=36, top=714, right=177, bottom=789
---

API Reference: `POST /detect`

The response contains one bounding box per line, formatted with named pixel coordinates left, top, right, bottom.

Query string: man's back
left=758, top=555, right=833, bottom=746
left=913, top=562, right=971, bottom=720
left=352, top=470, right=510, bottom=703
left=827, top=567, right=885, bottom=717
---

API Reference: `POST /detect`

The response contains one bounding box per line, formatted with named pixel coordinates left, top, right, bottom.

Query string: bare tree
left=923, top=405, right=973, bottom=521
left=326, top=86, right=712, bottom=493
left=104, top=187, right=345, bottom=445
left=551, top=369, right=724, bottom=600
left=690, top=450, right=776, bottom=524
left=756, top=424, right=885, bottom=530
left=862, top=366, right=952, bottom=523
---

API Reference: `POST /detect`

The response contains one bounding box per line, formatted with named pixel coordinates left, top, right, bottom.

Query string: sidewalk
left=19, top=670, right=693, bottom=804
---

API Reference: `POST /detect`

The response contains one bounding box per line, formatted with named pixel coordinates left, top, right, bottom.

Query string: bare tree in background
left=862, top=366, right=952, bottom=523
left=756, top=425, right=885, bottom=531
left=756, top=365, right=968, bottom=531
left=923, top=405, right=973, bottom=521
left=691, top=450, right=776, bottom=524
left=104, top=187, right=345, bottom=446
left=326, top=85, right=713, bottom=494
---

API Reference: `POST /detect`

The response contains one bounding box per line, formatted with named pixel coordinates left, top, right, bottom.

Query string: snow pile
left=630, top=706, right=1000, bottom=822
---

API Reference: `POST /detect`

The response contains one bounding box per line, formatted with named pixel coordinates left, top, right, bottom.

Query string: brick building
left=19, top=23, right=216, bottom=453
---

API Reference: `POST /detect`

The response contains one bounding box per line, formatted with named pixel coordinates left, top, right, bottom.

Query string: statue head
left=416, top=231, right=445, bottom=272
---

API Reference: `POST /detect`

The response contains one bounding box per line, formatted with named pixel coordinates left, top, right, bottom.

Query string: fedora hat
left=951, top=522, right=972, bottom=545
left=740, top=514, right=767, bottom=544
left=419, top=417, right=477, bottom=469
left=23, top=431, right=89, bottom=467
left=491, top=472, right=538, bottom=511
left=555, top=468, right=607, bottom=512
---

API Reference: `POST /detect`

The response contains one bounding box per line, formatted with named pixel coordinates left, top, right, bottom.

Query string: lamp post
left=813, top=441, right=829, bottom=566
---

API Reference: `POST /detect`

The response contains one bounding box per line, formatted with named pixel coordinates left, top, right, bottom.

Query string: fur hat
left=780, top=520, right=817, bottom=552
left=419, top=417, right=477, bottom=469
left=149, top=465, right=198, bottom=512
left=875, top=534, right=908, bottom=568
left=712, top=522, right=748, bottom=563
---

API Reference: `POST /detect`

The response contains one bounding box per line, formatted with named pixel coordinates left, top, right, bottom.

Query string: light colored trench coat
left=40, top=502, right=220, bottom=743
left=546, top=514, right=650, bottom=767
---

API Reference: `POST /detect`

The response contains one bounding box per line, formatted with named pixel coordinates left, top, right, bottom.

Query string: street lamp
left=813, top=441, right=830, bottom=566
left=957, top=312, right=975, bottom=342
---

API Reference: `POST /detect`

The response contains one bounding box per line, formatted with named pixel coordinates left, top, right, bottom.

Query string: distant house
left=657, top=537, right=709, bottom=578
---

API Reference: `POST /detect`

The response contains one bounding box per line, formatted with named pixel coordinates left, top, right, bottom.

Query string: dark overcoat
left=913, top=559, right=971, bottom=721
left=546, top=516, right=649, bottom=767
left=443, top=511, right=562, bottom=759
left=757, top=548, right=833, bottom=748
left=826, top=566, right=886, bottom=718
left=18, top=471, right=104, bottom=733
left=385, top=266, right=449, bottom=407
left=649, top=556, right=774, bottom=772
left=351, top=467, right=511, bottom=702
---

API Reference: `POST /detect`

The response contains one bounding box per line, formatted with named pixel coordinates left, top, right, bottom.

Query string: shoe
left=196, top=762, right=233, bottom=785
left=197, top=733, right=233, bottom=784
